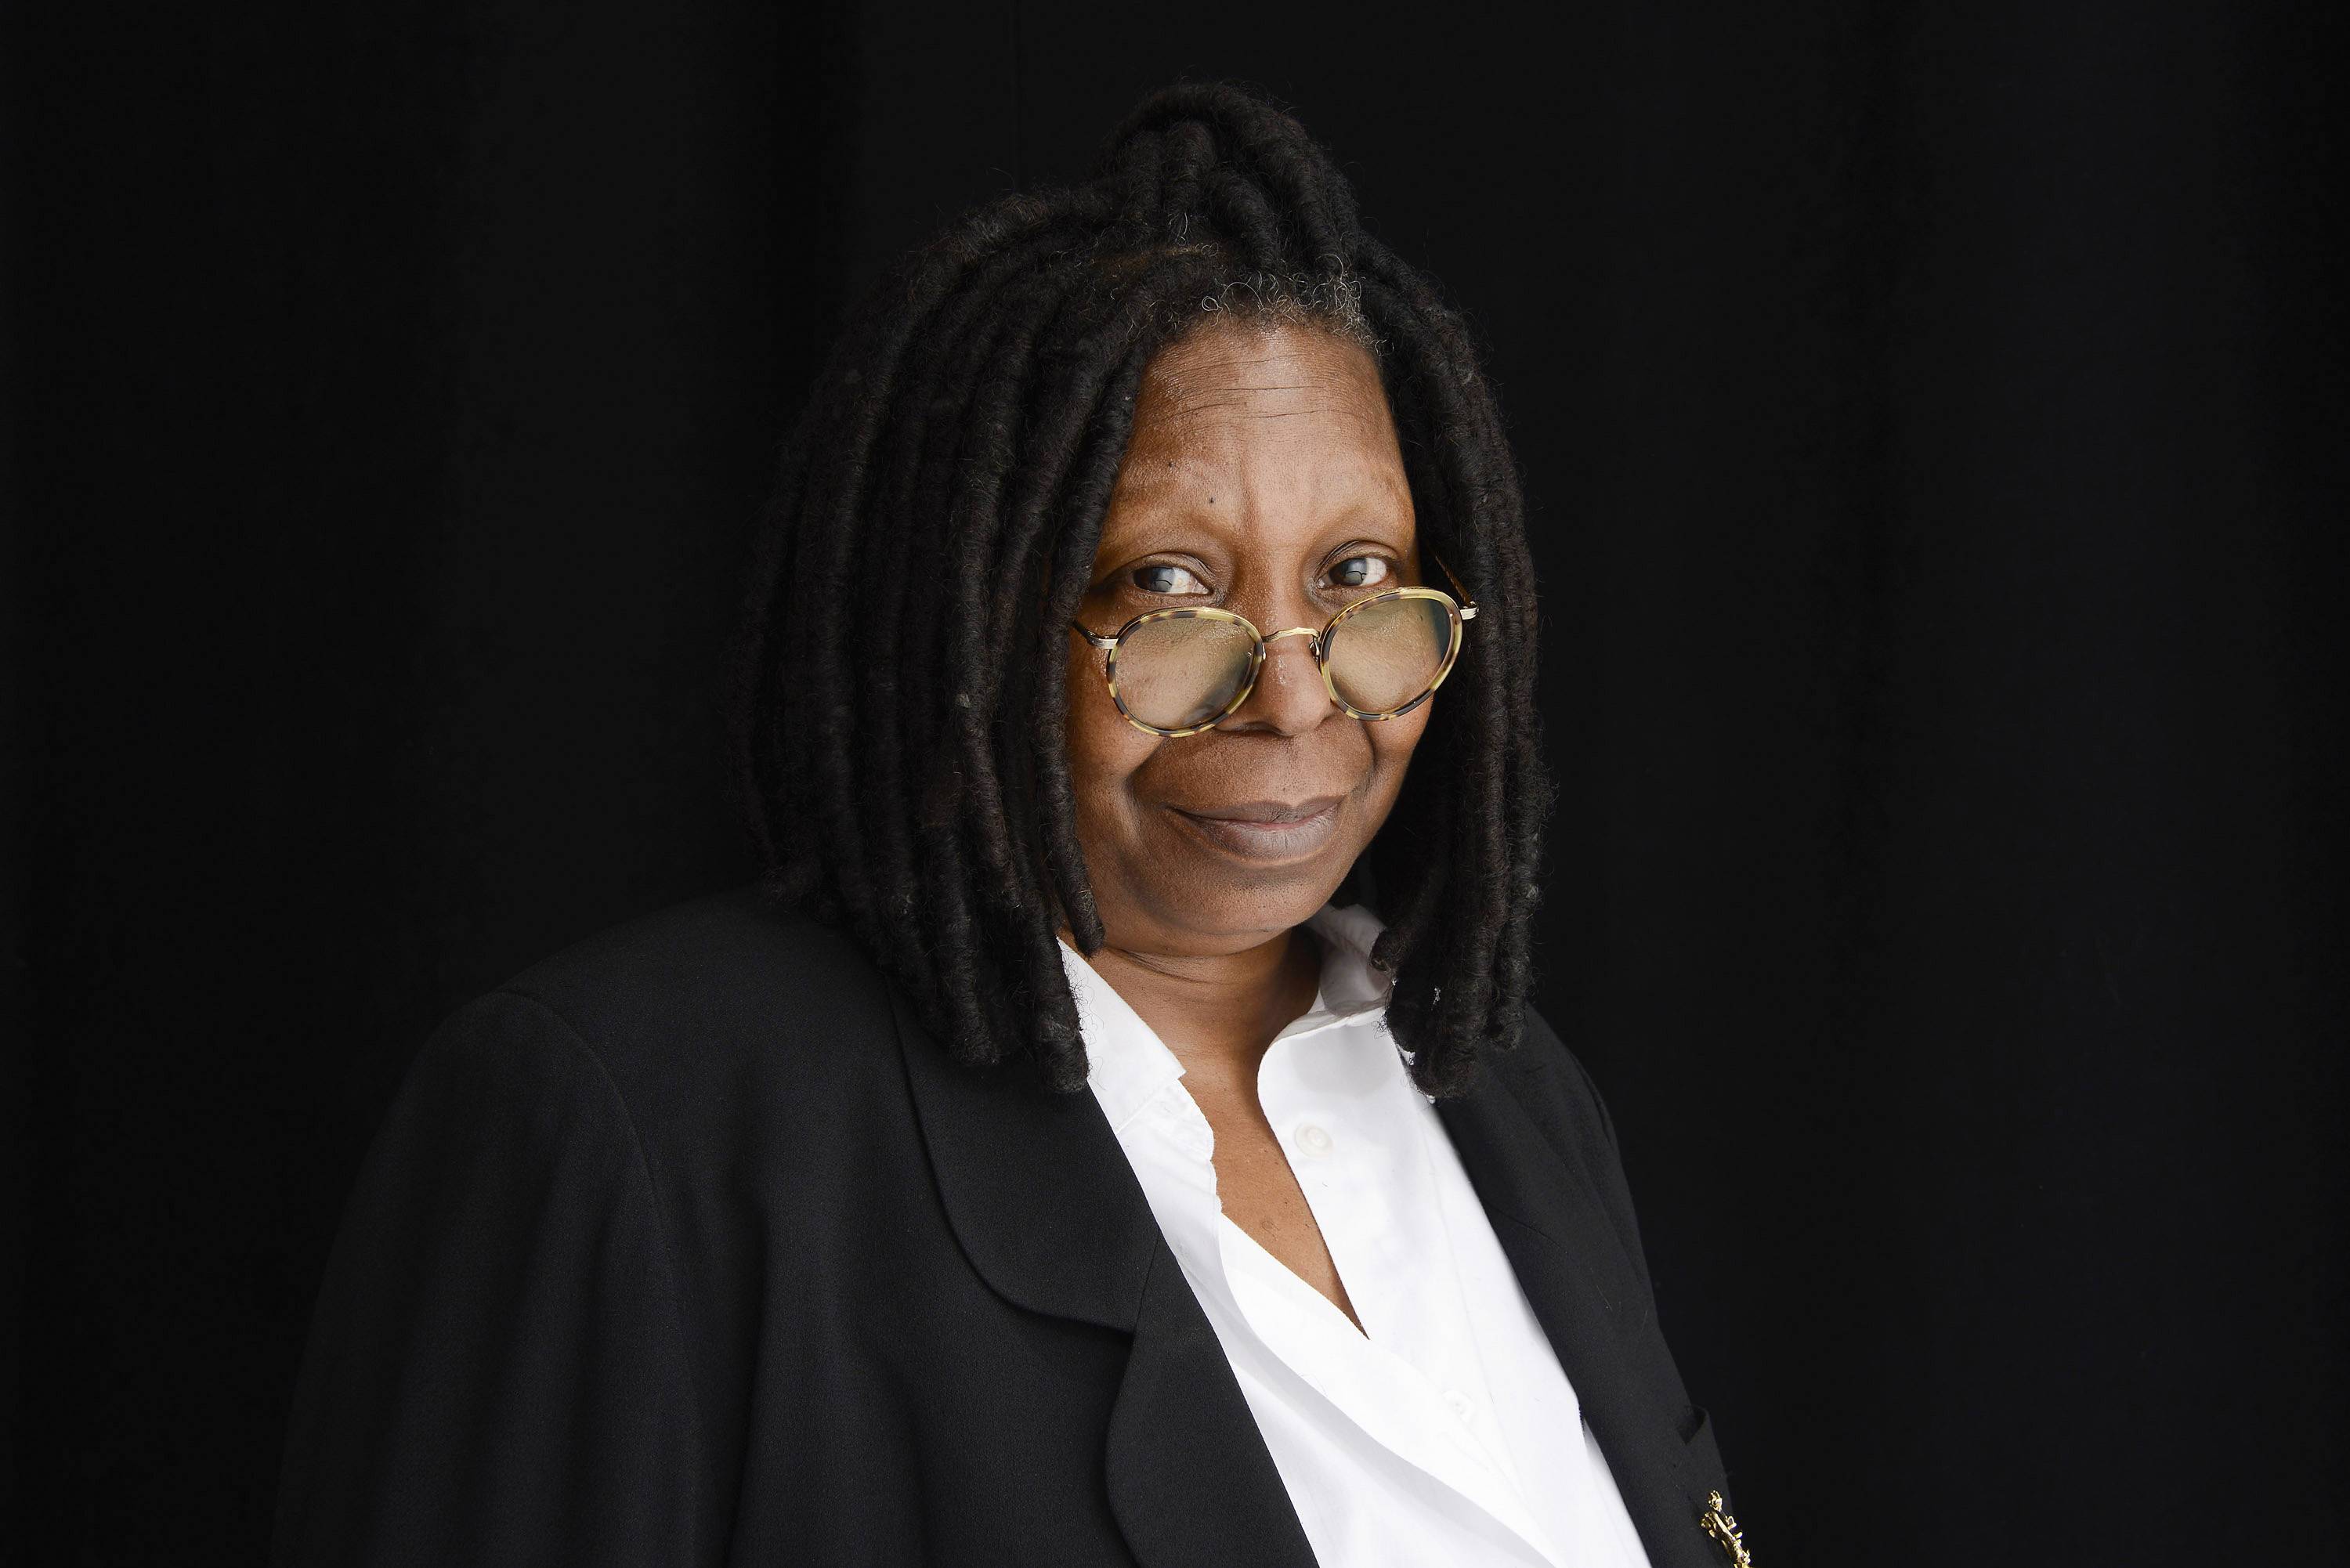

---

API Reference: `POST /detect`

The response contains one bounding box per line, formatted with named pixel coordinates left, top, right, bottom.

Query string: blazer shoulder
left=477, top=883, right=902, bottom=1111
left=495, top=882, right=873, bottom=1006
left=1486, top=1001, right=1651, bottom=1280
left=1495, top=1000, right=1627, bottom=1168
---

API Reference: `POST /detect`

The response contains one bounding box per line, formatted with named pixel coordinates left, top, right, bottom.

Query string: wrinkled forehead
left=1128, top=317, right=1392, bottom=434
left=1101, top=321, right=1414, bottom=541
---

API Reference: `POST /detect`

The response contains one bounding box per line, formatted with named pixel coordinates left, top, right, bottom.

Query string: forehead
left=1099, top=320, right=1412, bottom=540
left=1133, top=316, right=1388, bottom=426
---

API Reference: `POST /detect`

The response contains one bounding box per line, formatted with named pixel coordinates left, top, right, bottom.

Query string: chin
left=1140, top=855, right=1354, bottom=949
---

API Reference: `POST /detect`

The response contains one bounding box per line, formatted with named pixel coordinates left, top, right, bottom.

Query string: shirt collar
left=1059, top=900, right=1397, bottom=1133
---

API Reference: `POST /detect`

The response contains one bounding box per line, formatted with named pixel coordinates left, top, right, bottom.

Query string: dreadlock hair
left=726, top=78, right=1554, bottom=1099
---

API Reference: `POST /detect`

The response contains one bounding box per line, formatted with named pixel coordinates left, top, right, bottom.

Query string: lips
left=1167, top=794, right=1347, bottom=862
left=1183, top=797, right=1348, bottom=825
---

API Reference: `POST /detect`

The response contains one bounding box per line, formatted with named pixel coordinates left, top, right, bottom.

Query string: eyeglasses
left=1068, top=553, right=1480, bottom=738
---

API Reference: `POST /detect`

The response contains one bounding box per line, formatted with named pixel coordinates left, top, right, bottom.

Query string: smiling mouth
left=1167, top=796, right=1347, bottom=862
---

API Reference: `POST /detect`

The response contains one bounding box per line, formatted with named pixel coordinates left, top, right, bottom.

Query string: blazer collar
left=894, top=981, right=1723, bottom=1568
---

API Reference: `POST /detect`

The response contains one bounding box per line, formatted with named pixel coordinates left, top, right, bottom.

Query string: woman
left=274, top=81, right=1745, bottom=1568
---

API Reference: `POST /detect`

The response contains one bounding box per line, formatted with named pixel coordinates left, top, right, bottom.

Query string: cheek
left=1064, top=645, right=1158, bottom=826
left=1372, top=705, right=1419, bottom=785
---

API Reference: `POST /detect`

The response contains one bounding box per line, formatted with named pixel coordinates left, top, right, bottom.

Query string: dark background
left=9, top=1, right=2345, bottom=1562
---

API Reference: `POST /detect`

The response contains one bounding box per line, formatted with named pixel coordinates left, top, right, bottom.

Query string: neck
left=1068, top=922, right=1325, bottom=1088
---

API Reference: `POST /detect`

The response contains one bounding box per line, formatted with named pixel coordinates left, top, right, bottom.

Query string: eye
left=1132, top=562, right=1211, bottom=597
left=1328, top=554, right=1396, bottom=592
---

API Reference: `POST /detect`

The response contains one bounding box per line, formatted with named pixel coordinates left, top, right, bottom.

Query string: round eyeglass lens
left=1327, top=595, right=1453, bottom=714
left=1115, top=613, right=1259, bottom=731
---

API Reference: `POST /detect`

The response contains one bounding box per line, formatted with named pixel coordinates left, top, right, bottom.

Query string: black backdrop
left=9, top=2, right=2345, bottom=1563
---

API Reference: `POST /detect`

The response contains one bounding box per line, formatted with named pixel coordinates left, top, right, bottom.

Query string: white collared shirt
left=1060, top=903, right=1655, bottom=1568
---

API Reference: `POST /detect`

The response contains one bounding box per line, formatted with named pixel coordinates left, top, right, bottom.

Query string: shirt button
left=1444, top=1388, right=1476, bottom=1422
left=1295, top=1122, right=1333, bottom=1158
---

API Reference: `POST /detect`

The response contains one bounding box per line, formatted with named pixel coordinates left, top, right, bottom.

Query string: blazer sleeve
left=273, top=988, right=710, bottom=1568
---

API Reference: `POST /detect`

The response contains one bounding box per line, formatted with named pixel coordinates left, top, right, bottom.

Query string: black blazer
left=273, top=886, right=1740, bottom=1566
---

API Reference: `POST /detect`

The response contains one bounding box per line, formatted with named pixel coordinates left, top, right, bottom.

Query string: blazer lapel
left=1436, top=1053, right=1726, bottom=1568
left=890, top=990, right=1318, bottom=1568
left=1104, top=1249, right=1324, bottom=1566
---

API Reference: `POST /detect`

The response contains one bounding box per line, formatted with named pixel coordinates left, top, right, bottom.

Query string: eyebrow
left=1090, top=508, right=1419, bottom=574
left=1104, top=457, right=1412, bottom=517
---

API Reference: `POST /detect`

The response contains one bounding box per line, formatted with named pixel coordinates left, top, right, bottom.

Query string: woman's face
left=1064, top=317, right=1433, bottom=959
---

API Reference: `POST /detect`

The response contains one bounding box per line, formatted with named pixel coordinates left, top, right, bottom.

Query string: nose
left=1224, top=625, right=1332, bottom=735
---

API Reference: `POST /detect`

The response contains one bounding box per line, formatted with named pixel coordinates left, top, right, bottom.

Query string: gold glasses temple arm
left=1068, top=620, right=1119, bottom=651
left=1429, top=551, right=1479, bottom=620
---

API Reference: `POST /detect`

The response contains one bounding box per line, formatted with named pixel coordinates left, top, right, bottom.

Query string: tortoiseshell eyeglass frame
left=1067, top=551, right=1480, bottom=739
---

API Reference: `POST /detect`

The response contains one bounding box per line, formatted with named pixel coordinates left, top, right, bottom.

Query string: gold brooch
left=1698, top=1490, right=1754, bottom=1566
